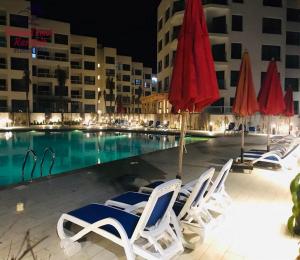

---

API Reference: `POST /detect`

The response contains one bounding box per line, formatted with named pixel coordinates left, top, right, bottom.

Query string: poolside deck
left=0, top=135, right=298, bottom=259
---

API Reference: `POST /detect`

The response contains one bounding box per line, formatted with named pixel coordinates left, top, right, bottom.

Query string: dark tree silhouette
left=22, top=69, right=31, bottom=126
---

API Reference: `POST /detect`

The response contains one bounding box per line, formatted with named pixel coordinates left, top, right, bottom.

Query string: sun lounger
left=240, top=144, right=300, bottom=170
left=57, top=179, right=184, bottom=259
left=106, top=168, right=215, bottom=248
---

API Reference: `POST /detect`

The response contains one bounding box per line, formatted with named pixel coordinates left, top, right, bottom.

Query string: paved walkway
left=0, top=135, right=299, bottom=259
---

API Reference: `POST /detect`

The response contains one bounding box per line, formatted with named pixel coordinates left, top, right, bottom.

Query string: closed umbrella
left=232, top=51, right=259, bottom=162
left=169, top=0, right=220, bottom=179
left=284, top=86, right=294, bottom=134
left=258, top=60, right=285, bottom=151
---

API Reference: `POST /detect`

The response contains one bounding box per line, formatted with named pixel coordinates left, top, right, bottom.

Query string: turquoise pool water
left=0, top=131, right=207, bottom=187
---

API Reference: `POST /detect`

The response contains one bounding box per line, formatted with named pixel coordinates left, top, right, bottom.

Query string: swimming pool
left=0, top=131, right=207, bottom=187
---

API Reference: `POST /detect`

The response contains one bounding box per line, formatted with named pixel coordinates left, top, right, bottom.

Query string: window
left=158, top=81, right=162, bottom=92
left=261, top=45, right=281, bottom=61
left=172, top=26, right=181, bottom=40
left=164, top=77, right=169, bottom=91
left=135, top=69, right=142, bottom=76
left=232, top=15, right=243, bottom=31
left=85, top=104, right=95, bottom=113
left=71, top=75, right=81, bottom=84
left=0, top=57, right=6, bottom=68
left=55, top=86, right=68, bottom=96
left=71, top=61, right=82, bottom=69
left=0, top=12, right=6, bottom=26
left=286, top=55, right=300, bottom=69
left=158, top=40, right=163, bottom=52
left=285, top=78, right=299, bottom=92
left=230, top=71, right=239, bottom=87
left=231, top=43, right=242, bottom=59
left=294, top=101, right=299, bottom=114
left=0, top=79, right=7, bottom=91
left=55, top=52, right=67, bottom=61
left=262, top=18, right=281, bottom=34
left=54, top=34, right=68, bottom=45
left=11, top=79, right=26, bottom=92
left=165, top=7, right=170, bottom=23
left=105, top=56, right=115, bottom=64
left=123, top=75, right=130, bottom=82
left=71, top=46, right=82, bottom=54
left=123, top=64, right=130, bottom=71
left=158, top=60, right=162, bottom=73
left=263, top=0, right=282, bottom=7
left=287, top=8, right=300, bottom=22
left=11, top=57, right=28, bottom=70
left=10, top=14, right=28, bottom=28
left=158, top=18, right=163, bottom=31
left=84, top=61, right=95, bottom=70
left=106, top=69, right=115, bottom=76
left=286, top=32, right=300, bottom=46
left=84, top=47, right=95, bottom=56
left=135, top=79, right=142, bottom=85
left=10, top=36, right=29, bottom=49
left=122, top=85, right=130, bottom=92
left=0, top=99, right=7, bottom=111
left=84, top=90, right=95, bottom=99
left=145, top=74, right=151, bottom=80
left=165, top=31, right=170, bottom=45
left=212, top=44, right=226, bottom=62
left=216, top=71, right=225, bottom=89
left=164, top=54, right=169, bottom=68
left=12, top=100, right=27, bottom=112
left=84, top=76, right=95, bottom=85
left=230, top=97, right=235, bottom=107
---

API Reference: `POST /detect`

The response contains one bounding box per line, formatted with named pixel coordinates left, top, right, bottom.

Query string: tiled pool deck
left=0, top=135, right=299, bottom=259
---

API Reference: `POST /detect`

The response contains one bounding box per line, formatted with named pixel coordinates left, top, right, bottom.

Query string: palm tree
left=22, top=69, right=31, bottom=127
left=55, top=66, right=67, bottom=124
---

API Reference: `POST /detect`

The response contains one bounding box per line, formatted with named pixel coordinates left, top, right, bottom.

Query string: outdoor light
left=97, top=88, right=100, bottom=92
left=16, top=202, right=24, bottom=213
left=97, top=75, right=100, bottom=80
left=97, top=63, right=100, bottom=68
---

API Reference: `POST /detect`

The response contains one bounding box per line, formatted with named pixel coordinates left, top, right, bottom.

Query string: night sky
left=31, top=0, right=161, bottom=71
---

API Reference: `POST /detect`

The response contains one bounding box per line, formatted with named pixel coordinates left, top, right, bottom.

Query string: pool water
left=0, top=131, right=207, bottom=187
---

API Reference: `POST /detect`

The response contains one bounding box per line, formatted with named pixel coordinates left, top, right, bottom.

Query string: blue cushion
left=244, top=154, right=279, bottom=161
left=68, top=204, right=139, bottom=238
left=173, top=201, right=184, bottom=216
left=111, top=192, right=150, bottom=205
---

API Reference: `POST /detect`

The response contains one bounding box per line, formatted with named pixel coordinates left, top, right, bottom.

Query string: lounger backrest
left=206, top=159, right=233, bottom=199
left=131, top=179, right=181, bottom=241
left=283, top=144, right=300, bottom=159
left=177, top=168, right=215, bottom=220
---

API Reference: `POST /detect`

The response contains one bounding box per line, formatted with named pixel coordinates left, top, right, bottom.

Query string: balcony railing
left=84, top=80, right=95, bottom=85
left=37, top=72, right=55, bottom=78
left=37, top=54, right=68, bottom=62
left=172, top=0, right=185, bottom=15
left=0, top=85, right=7, bottom=91
left=203, top=0, right=228, bottom=5
left=0, top=62, right=6, bottom=69
left=71, top=94, right=82, bottom=99
left=71, top=79, right=82, bottom=84
left=0, top=38, right=6, bottom=47
left=71, top=64, right=82, bottom=69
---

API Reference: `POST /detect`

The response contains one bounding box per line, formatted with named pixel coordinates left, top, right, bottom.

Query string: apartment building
left=157, top=0, right=300, bottom=115
left=0, top=0, right=32, bottom=113
left=0, top=0, right=155, bottom=116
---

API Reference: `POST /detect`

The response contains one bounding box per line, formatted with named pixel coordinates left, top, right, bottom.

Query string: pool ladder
left=21, top=147, right=55, bottom=182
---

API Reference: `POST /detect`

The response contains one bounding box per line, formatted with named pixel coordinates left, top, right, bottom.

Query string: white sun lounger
left=57, top=179, right=184, bottom=260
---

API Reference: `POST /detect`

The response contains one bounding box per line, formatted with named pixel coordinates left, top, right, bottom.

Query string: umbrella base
left=231, top=162, right=253, bottom=174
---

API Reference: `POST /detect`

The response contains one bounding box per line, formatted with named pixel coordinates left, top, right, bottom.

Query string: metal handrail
left=40, top=147, right=55, bottom=177
left=22, top=149, right=37, bottom=182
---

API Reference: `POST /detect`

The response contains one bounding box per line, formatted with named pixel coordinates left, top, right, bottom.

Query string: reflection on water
left=0, top=131, right=205, bottom=187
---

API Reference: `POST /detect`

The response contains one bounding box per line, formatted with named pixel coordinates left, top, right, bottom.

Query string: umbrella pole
left=288, top=117, right=291, bottom=135
left=267, top=116, right=270, bottom=152
left=241, top=117, right=245, bottom=163
left=177, top=111, right=187, bottom=179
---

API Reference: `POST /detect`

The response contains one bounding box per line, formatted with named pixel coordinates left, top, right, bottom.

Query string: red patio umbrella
left=169, top=0, right=220, bottom=178
left=258, top=60, right=285, bottom=150
left=284, top=86, right=294, bottom=134
left=232, top=51, right=259, bottom=162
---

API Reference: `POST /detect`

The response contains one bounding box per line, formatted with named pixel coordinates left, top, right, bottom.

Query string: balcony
left=71, top=79, right=82, bottom=84
left=0, top=16, right=6, bottom=26
left=37, top=53, right=68, bottom=62
left=0, top=85, right=7, bottom=91
left=0, top=61, right=6, bottom=69
left=0, top=38, right=6, bottom=48
left=84, top=79, right=95, bottom=85
left=71, top=47, right=82, bottom=55
left=71, top=94, right=82, bottom=99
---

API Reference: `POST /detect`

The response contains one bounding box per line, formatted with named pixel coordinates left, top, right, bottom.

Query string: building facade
left=157, top=0, right=300, bottom=115
left=0, top=0, right=155, bottom=116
